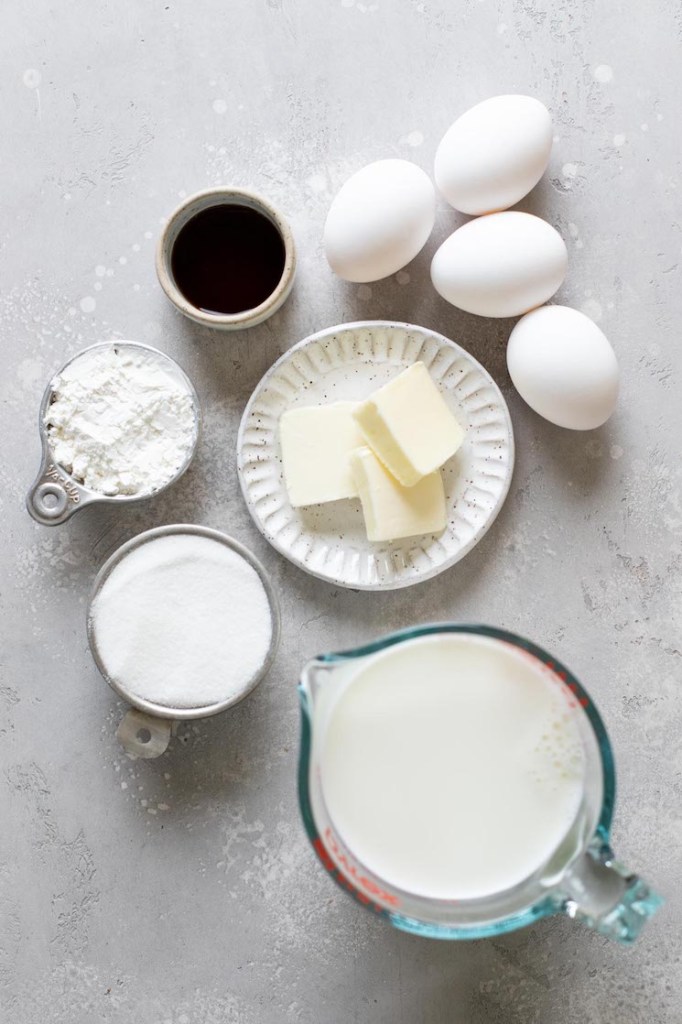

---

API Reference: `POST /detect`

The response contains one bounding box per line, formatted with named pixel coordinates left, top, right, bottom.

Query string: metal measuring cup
left=26, top=341, right=201, bottom=526
left=86, top=524, right=281, bottom=758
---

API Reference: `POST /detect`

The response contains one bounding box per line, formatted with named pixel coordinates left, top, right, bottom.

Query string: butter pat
left=351, top=446, right=446, bottom=542
left=280, top=402, right=364, bottom=507
left=353, top=362, right=465, bottom=486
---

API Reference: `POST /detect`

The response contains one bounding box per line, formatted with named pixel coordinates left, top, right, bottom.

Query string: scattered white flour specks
left=497, top=23, right=507, bottom=34
left=212, top=99, right=227, bottom=114
left=400, top=130, right=424, bottom=148
left=562, top=163, right=578, bottom=180
left=17, top=357, right=45, bottom=393
left=79, top=296, right=96, bottom=313
left=594, top=64, right=613, bottom=83
left=610, top=445, right=624, bottom=460
left=396, top=270, right=410, bottom=285
left=118, top=256, right=127, bottom=265
left=23, top=68, right=41, bottom=89
left=95, top=265, right=106, bottom=277
left=641, top=123, right=649, bottom=132
left=613, top=133, right=627, bottom=147
left=357, top=284, right=372, bottom=300
left=568, top=222, right=580, bottom=240
left=93, top=282, right=102, bottom=292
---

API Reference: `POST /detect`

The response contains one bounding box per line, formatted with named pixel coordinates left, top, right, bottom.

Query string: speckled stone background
left=2, top=1, right=680, bottom=1021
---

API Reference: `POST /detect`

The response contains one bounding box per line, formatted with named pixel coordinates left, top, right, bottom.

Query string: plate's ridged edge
left=237, top=323, right=514, bottom=590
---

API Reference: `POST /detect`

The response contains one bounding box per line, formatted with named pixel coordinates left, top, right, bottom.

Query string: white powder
left=90, top=534, right=274, bottom=709
left=45, top=344, right=197, bottom=495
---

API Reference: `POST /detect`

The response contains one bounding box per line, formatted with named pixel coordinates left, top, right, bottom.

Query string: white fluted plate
left=237, top=322, right=514, bottom=590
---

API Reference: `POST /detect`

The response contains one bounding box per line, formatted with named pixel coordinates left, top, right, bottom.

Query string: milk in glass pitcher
left=298, top=625, right=661, bottom=942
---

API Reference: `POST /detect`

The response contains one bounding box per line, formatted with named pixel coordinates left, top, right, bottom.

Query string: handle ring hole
left=35, top=483, right=68, bottom=518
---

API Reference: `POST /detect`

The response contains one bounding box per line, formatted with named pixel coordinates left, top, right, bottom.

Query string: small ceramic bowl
left=156, top=187, right=296, bottom=331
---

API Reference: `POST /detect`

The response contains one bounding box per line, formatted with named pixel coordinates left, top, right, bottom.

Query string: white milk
left=318, top=633, right=586, bottom=900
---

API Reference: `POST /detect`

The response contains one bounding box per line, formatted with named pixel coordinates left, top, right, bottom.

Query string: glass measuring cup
left=298, top=624, right=661, bottom=943
left=26, top=341, right=200, bottom=526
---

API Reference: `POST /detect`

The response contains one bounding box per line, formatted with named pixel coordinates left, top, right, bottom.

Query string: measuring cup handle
left=560, top=841, right=662, bottom=943
left=26, top=459, right=86, bottom=526
left=116, top=709, right=173, bottom=759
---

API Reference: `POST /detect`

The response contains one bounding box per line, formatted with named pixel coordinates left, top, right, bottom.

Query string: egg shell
left=507, top=305, right=619, bottom=430
left=323, top=159, right=436, bottom=283
left=435, top=95, right=553, bottom=215
left=430, top=211, right=567, bottom=318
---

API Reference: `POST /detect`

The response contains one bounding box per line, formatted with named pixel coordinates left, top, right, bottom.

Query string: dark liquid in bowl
left=171, top=204, right=286, bottom=315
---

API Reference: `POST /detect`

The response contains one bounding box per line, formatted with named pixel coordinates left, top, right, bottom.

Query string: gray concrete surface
left=2, top=1, right=680, bottom=1021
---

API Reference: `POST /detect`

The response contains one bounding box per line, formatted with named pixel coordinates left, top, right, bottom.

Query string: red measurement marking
left=313, top=837, right=335, bottom=873
left=314, top=836, right=385, bottom=913
left=324, top=828, right=400, bottom=908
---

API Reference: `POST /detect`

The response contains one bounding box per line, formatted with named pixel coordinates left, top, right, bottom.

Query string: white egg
left=435, top=95, right=553, bottom=215
left=507, top=305, right=619, bottom=430
left=431, top=212, right=567, bottom=318
left=324, top=159, right=435, bottom=283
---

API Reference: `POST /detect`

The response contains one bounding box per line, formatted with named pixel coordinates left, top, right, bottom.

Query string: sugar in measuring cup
left=298, top=624, right=661, bottom=942
left=87, top=525, right=280, bottom=757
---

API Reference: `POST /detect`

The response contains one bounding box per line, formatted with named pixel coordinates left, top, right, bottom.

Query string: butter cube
left=351, top=446, right=446, bottom=542
left=353, top=362, right=465, bottom=487
left=280, top=402, right=364, bottom=507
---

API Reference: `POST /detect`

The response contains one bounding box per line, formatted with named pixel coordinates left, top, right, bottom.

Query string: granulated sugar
left=90, top=534, right=273, bottom=709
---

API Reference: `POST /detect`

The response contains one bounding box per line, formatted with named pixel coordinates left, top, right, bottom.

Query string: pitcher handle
left=559, top=840, right=662, bottom=944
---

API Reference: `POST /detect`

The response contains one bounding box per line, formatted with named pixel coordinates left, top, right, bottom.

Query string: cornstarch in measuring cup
left=90, top=534, right=273, bottom=709
left=45, top=345, right=196, bottom=496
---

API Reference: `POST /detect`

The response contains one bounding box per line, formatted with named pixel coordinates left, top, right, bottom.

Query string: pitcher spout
left=560, top=841, right=662, bottom=944
left=299, top=658, right=337, bottom=712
